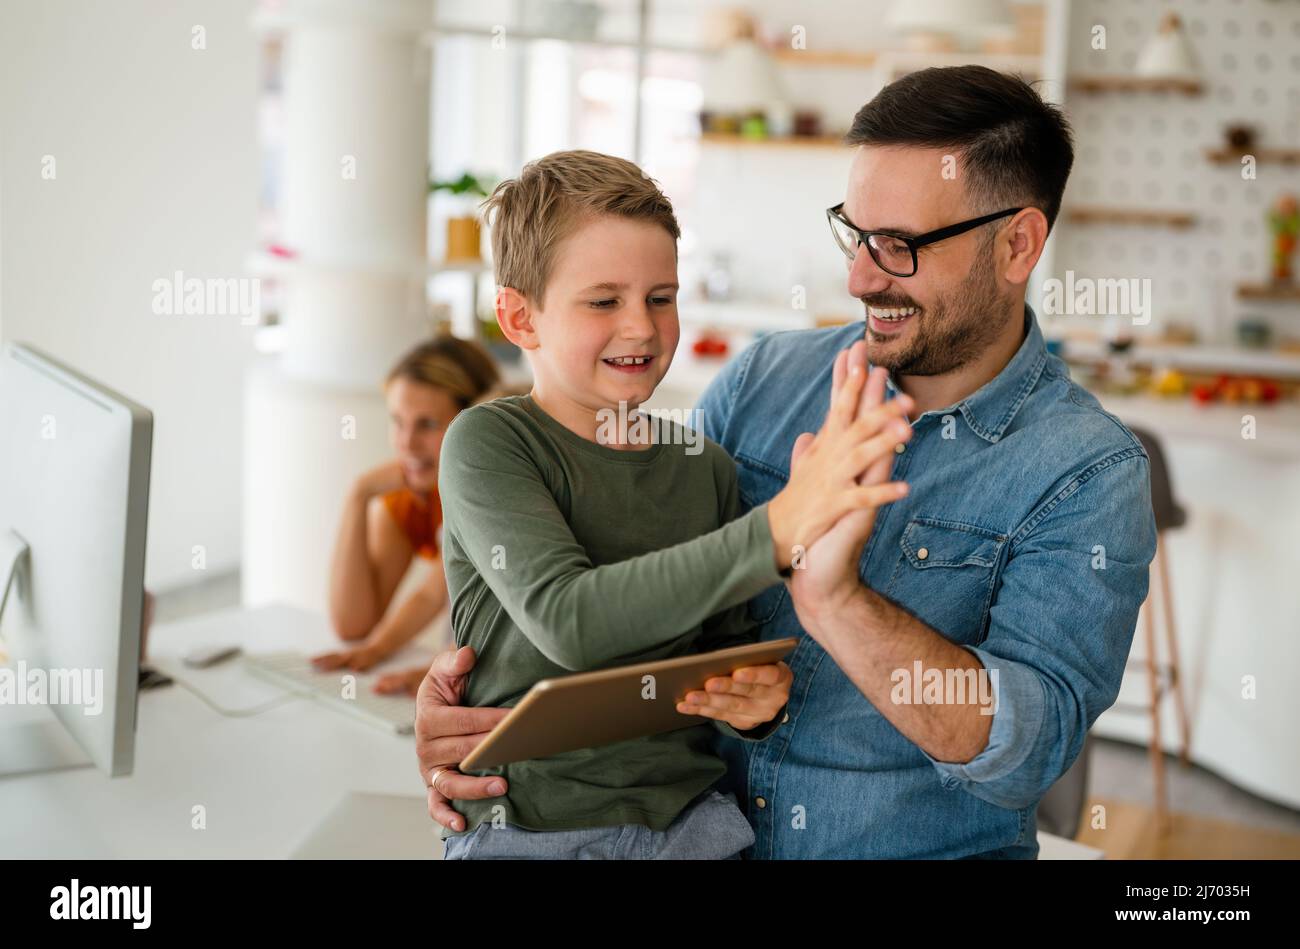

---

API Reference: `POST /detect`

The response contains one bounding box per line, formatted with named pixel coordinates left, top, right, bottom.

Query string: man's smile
left=867, top=304, right=920, bottom=336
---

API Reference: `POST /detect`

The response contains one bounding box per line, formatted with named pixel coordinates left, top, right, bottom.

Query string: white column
left=243, top=0, right=433, bottom=611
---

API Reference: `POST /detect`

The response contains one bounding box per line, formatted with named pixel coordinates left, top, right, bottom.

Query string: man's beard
left=862, top=246, right=1006, bottom=377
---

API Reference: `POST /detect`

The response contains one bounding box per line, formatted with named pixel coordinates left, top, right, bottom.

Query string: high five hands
left=786, top=341, right=912, bottom=622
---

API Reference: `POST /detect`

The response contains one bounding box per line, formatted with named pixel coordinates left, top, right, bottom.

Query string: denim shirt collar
left=884, top=303, right=1048, bottom=444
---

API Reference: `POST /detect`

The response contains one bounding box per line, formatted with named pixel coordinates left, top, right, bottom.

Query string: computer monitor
left=0, top=342, right=152, bottom=777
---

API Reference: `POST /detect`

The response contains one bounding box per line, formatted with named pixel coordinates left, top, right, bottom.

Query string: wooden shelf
left=1059, top=339, right=1300, bottom=379
left=767, top=48, right=1040, bottom=75
left=699, top=132, right=845, bottom=150
left=772, top=48, right=878, bottom=68
left=1237, top=282, right=1300, bottom=301
left=431, top=258, right=489, bottom=275
left=1206, top=148, right=1300, bottom=166
left=1069, top=75, right=1204, bottom=95
left=1066, top=206, right=1197, bottom=229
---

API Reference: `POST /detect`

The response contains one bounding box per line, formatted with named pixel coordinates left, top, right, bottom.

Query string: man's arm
left=791, top=450, right=1156, bottom=810
left=415, top=646, right=509, bottom=833
left=797, top=584, right=995, bottom=761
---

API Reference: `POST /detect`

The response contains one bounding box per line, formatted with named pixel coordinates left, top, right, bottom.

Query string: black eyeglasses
left=826, top=203, right=1023, bottom=277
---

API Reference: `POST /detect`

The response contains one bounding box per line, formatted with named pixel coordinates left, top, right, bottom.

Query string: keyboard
left=242, top=651, right=415, bottom=735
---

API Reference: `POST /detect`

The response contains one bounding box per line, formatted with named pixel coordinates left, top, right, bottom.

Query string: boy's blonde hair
left=480, top=149, right=680, bottom=305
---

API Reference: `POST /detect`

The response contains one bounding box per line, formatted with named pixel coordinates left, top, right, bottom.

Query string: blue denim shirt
left=697, top=306, right=1156, bottom=859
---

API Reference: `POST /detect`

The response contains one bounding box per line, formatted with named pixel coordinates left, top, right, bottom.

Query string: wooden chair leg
left=1142, top=592, right=1169, bottom=836
left=1156, top=541, right=1192, bottom=767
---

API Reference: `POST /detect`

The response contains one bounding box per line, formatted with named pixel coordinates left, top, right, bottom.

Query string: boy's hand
left=676, top=661, right=793, bottom=731
left=766, top=342, right=912, bottom=569
left=786, top=348, right=898, bottom=624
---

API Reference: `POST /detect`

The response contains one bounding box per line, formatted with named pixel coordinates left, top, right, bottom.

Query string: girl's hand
left=373, top=665, right=429, bottom=696
left=676, top=661, right=793, bottom=731
left=311, top=642, right=386, bottom=672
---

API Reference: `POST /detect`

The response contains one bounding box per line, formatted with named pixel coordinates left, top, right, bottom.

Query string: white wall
left=1055, top=0, right=1300, bottom=344
left=1, top=0, right=259, bottom=590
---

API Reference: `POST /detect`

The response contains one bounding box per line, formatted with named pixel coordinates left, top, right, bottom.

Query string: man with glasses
left=415, top=65, right=1157, bottom=859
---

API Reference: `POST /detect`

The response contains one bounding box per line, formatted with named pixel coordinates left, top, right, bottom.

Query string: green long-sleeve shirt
left=437, top=394, right=785, bottom=839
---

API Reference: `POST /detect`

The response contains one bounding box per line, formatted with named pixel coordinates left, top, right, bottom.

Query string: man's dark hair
left=845, top=65, right=1074, bottom=232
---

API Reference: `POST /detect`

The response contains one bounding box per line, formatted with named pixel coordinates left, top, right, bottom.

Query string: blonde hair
left=480, top=149, right=680, bottom=305
left=385, top=335, right=501, bottom=409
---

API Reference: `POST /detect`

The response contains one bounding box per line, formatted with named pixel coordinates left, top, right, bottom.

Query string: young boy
left=437, top=150, right=912, bottom=859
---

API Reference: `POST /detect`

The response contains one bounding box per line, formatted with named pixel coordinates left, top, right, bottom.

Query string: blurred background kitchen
left=3, top=0, right=1298, bottom=858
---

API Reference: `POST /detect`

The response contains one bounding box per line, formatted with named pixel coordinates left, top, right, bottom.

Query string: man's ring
left=429, top=766, right=456, bottom=794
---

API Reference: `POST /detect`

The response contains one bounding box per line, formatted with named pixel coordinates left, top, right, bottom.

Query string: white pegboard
left=1053, top=0, right=1300, bottom=344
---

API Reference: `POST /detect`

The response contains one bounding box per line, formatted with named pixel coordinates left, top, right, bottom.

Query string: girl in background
left=313, top=336, right=500, bottom=694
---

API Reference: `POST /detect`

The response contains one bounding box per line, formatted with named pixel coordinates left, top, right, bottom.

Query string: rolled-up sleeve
left=922, top=449, right=1157, bottom=810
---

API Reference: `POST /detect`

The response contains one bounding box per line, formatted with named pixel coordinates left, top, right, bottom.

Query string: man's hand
left=414, top=645, right=511, bottom=832
left=787, top=348, right=905, bottom=632
left=766, top=343, right=913, bottom=569
left=676, top=661, right=793, bottom=730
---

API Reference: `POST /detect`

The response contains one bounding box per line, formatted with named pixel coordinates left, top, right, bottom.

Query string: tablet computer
left=459, top=637, right=798, bottom=771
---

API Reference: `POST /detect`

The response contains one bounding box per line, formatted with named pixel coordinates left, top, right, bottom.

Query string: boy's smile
left=601, top=353, right=655, bottom=373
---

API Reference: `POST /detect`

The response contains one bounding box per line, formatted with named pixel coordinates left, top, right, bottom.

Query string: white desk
left=0, top=602, right=1096, bottom=859
left=0, top=603, right=440, bottom=858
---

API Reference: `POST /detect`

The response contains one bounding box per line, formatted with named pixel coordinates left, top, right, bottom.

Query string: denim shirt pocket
left=735, top=453, right=789, bottom=624
left=884, top=517, right=1007, bottom=645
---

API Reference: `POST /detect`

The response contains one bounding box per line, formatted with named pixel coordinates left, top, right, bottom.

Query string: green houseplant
left=429, top=172, right=497, bottom=262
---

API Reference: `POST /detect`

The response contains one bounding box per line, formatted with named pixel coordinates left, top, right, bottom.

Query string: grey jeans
left=441, top=789, right=755, bottom=860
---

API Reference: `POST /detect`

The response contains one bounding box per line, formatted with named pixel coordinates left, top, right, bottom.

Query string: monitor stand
left=0, top=529, right=93, bottom=777
left=0, top=705, right=93, bottom=777
left=0, top=528, right=27, bottom=626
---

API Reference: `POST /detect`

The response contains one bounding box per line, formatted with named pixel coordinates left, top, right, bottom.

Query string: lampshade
left=1135, top=12, right=1199, bottom=79
left=701, top=38, right=785, bottom=115
left=886, top=0, right=1016, bottom=45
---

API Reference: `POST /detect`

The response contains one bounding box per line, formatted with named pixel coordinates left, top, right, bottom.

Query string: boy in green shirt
left=437, top=150, right=913, bottom=859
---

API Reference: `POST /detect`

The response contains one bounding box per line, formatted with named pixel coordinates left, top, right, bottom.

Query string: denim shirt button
left=755, top=796, right=767, bottom=809
left=781, top=712, right=790, bottom=724
left=894, top=442, right=906, bottom=454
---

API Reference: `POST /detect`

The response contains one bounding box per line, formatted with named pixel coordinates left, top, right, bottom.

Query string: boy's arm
left=695, top=459, right=787, bottom=743
left=439, top=407, right=783, bottom=672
